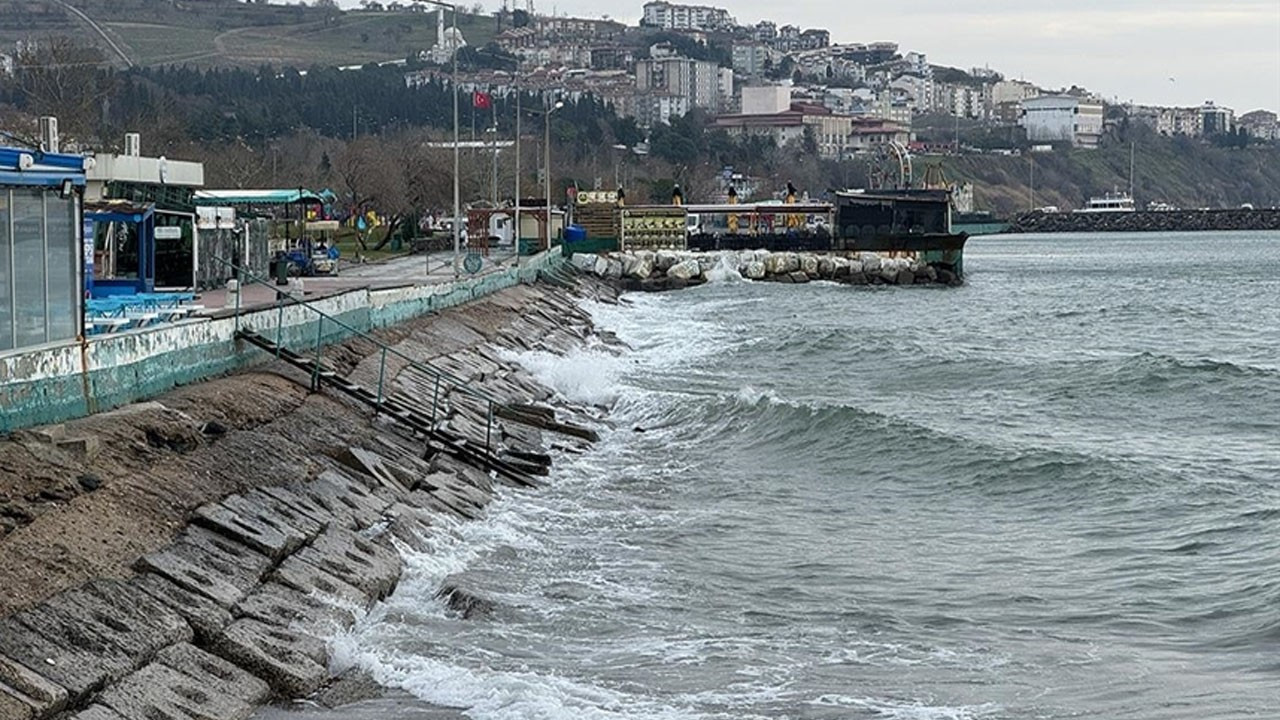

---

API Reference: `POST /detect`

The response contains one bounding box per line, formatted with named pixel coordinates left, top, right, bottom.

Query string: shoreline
left=0, top=275, right=618, bottom=720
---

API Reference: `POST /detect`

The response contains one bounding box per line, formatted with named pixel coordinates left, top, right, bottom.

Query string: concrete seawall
left=1006, top=208, right=1280, bottom=234
left=0, top=251, right=563, bottom=435
left=0, top=273, right=613, bottom=720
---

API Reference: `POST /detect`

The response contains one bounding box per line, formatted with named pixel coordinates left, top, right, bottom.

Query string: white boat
left=1074, top=191, right=1136, bottom=213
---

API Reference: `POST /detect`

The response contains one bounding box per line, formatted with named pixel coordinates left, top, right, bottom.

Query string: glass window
left=45, top=194, right=77, bottom=343
left=12, top=189, right=47, bottom=348
left=0, top=190, right=10, bottom=351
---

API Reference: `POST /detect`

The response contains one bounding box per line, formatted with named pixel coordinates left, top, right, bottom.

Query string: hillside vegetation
left=0, top=0, right=496, bottom=68
left=930, top=140, right=1280, bottom=217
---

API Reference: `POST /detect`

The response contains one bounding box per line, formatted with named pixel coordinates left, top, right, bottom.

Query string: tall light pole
left=514, top=85, right=521, bottom=260
left=544, top=99, right=563, bottom=252
left=417, top=0, right=461, bottom=273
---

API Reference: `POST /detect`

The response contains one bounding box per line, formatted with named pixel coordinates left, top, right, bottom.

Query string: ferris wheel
left=868, top=141, right=913, bottom=190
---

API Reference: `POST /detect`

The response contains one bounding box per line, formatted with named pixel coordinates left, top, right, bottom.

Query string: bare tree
left=12, top=36, right=117, bottom=142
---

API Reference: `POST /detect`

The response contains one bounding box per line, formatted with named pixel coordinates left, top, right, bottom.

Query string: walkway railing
left=213, top=256, right=502, bottom=457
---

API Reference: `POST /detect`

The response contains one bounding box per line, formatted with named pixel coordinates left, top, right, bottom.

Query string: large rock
left=895, top=269, right=915, bottom=285
left=130, top=572, right=233, bottom=645
left=622, top=254, right=652, bottom=279
left=289, top=528, right=401, bottom=601
left=603, top=258, right=624, bottom=279
left=271, top=555, right=370, bottom=610
left=653, top=250, right=680, bottom=271
left=592, top=256, right=609, bottom=277
left=763, top=253, right=788, bottom=275
left=859, top=252, right=881, bottom=273
left=666, top=259, right=701, bottom=281
left=301, top=470, right=390, bottom=530
left=787, top=271, right=811, bottom=284
left=209, top=619, right=328, bottom=699
left=744, top=261, right=766, bottom=280
left=817, top=257, right=836, bottom=278
left=193, top=495, right=310, bottom=561
left=569, top=253, right=597, bottom=272
left=800, top=255, right=819, bottom=277
left=234, top=582, right=359, bottom=639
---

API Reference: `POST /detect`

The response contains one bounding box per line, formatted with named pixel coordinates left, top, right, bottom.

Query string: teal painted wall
left=0, top=249, right=563, bottom=434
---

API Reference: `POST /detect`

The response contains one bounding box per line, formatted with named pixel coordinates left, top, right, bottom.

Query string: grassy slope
left=0, top=0, right=495, bottom=69
left=925, top=141, right=1280, bottom=217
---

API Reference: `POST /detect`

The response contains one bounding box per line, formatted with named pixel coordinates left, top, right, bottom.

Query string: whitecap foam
left=703, top=254, right=744, bottom=284
left=809, top=695, right=1000, bottom=720
left=498, top=346, right=623, bottom=406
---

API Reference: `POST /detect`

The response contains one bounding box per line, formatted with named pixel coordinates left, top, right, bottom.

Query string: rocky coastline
left=567, top=249, right=963, bottom=291
left=0, top=276, right=618, bottom=720
left=1006, top=207, right=1280, bottom=234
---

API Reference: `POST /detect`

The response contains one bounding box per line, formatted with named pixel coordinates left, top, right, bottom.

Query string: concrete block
left=254, top=486, right=342, bottom=530
left=404, top=489, right=475, bottom=521
left=290, top=528, right=401, bottom=601
left=11, top=579, right=192, bottom=692
left=54, top=435, right=100, bottom=460
left=233, top=490, right=326, bottom=540
left=0, top=685, right=34, bottom=720
left=70, top=705, right=126, bottom=720
left=193, top=495, right=308, bottom=561
left=209, top=619, right=328, bottom=699
left=0, top=654, right=67, bottom=718
left=129, top=573, right=233, bottom=644
left=302, top=470, right=389, bottom=530
left=0, top=615, right=118, bottom=704
left=234, top=582, right=359, bottom=639
left=156, top=643, right=270, bottom=706
left=135, top=526, right=272, bottom=608
left=270, top=555, right=370, bottom=610
left=98, top=662, right=254, bottom=720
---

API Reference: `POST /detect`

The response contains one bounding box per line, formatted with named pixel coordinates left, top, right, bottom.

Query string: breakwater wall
left=1006, top=208, right=1280, bottom=234
left=0, top=277, right=611, bottom=720
left=0, top=250, right=564, bottom=435
left=568, top=249, right=963, bottom=290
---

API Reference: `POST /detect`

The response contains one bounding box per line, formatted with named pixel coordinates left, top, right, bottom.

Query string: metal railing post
left=485, top=400, right=494, bottom=461
left=233, top=265, right=241, bottom=335
left=274, top=294, right=284, bottom=359
left=311, top=316, right=324, bottom=391
left=431, top=376, right=441, bottom=425
left=375, top=347, right=387, bottom=413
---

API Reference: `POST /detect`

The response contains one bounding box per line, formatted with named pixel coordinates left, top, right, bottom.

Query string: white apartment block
left=1020, top=95, right=1104, bottom=148
left=635, top=56, right=724, bottom=111
left=1132, top=105, right=1204, bottom=137
left=741, top=85, right=792, bottom=115
left=935, top=83, right=991, bottom=120
left=991, top=79, right=1039, bottom=106
left=636, top=93, right=691, bottom=127
left=641, top=2, right=736, bottom=31
left=1200, top=101, right=1234, bottom=135
left=732, top=43, right=773, bottom=78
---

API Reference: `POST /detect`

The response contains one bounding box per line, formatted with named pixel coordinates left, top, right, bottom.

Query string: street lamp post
left=544, top=99, right=563, bottom=252
left=416, top=0, right=461, bottom=275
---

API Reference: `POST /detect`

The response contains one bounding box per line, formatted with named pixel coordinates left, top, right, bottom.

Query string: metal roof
left=193, top=189, right=325, bottom=206
left=0, top=146, right=88, bottom=187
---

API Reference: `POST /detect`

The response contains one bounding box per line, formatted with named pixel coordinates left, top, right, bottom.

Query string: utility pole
left=1029, top=154, right=1035, bottom=212
left=514, top=85, right=521, bottom=261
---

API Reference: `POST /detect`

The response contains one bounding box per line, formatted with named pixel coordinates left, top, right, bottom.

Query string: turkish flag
left=472, top=91, right=492, bottom=110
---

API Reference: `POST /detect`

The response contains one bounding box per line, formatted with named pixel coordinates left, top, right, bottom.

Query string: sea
left=329, top=231, right=1280, bottom=720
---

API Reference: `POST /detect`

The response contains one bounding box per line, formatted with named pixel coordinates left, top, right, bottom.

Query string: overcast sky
left=341, top=1, right=1280, bottom=111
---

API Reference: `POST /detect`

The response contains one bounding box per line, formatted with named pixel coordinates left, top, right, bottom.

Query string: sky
left=337, top=0, right=1280, bottom=112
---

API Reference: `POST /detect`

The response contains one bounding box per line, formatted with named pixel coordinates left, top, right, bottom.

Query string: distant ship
left=1074, top=191, right=1137, bottom=213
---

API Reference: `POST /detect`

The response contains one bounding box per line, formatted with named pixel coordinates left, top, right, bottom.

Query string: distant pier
left=1006, top=208, right=1280, bottom=234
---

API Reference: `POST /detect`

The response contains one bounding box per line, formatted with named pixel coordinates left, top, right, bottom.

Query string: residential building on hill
left=1238, top=110, right=1279, bottom=141
left=714, top=103, right=911, bottom=158
left=991, top=79, right=1039, bottom=106
left=1019, top=95, right=1104, bottom=148
left=640, top=1, right=736, bottom=31
left=1199, top=101, right=1234, bottom=135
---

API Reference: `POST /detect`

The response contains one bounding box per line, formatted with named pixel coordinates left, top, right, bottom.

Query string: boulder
left=744, top=261, right=766, bottom=280
left=653, top=250, right=680, bottom=271
left=859, top=253, right=881, bottom=273
left=787, top=271, right=811, bottom=284
left=622, top=254, right=652, bottom=279
left=763, top=253, right=788, bottom=275
left=592, top=256, right=609, bottom=277
left=800, top=255, right=819, bottom=276
left=817, top=257, right=836, bottom=278
left=603, top=258, right=624, bottom=279
left=845, top=271, right=869, bottom=285
left=896, top=269, right=915, bottom=285
left=666, top=259, right=701, bottom=281
left=569, top=253, right=597, bottom=272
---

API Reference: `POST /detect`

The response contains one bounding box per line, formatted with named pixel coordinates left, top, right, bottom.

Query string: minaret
left=437, top=8, right=445, bottom=50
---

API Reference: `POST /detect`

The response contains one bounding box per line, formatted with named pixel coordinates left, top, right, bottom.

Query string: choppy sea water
left=331, top=231, right=1280, bottom=720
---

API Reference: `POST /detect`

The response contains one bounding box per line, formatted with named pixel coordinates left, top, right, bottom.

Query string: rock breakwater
left=1007, top=208, right=1280, bottom=234
left=0, top=277, right=616, bottom=720
left=568, top=249, right=962, bottom=291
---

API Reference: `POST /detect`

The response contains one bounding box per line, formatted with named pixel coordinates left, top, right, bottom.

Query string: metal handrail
left=213, top=256, right=505, bottom=413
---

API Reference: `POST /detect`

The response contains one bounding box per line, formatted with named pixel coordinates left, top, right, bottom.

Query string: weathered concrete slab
left=234, top=581, right=359, bottom=639
left=135, top=526, right=272, bottom=607
left=0, top=654, right=67, bottom=718
left=404, top=489, right=475, bottom=521
left=12, top=579, right=193, bottom=688
left=129, top=573, right=233, bottom=644
left=156, top=643, right=270, bottom=707
left=232, top=490, right=327, bottom=540
left=254, top=485, right=343, bottom=531
left=290, top=528, right=401, bottom=601
left=193, top=494, right=308, bottom=561
left=70, top=705, right=127, bottom=720
left=0, top=685, right=35, bottom=720
left=98, top=661, right=254, bottom=720
left=270, top=554, right=370, bottom=610
left=0, top=614, right=121, bottom=704
left=209, top=619, right=328, bottom=698
left=335, top=447, right=413, bottom=499
left=302, top=470, right=390, bottom=530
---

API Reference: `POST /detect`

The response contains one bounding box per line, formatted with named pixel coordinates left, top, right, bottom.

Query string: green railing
left=215, top=256, right=500, bottom=456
